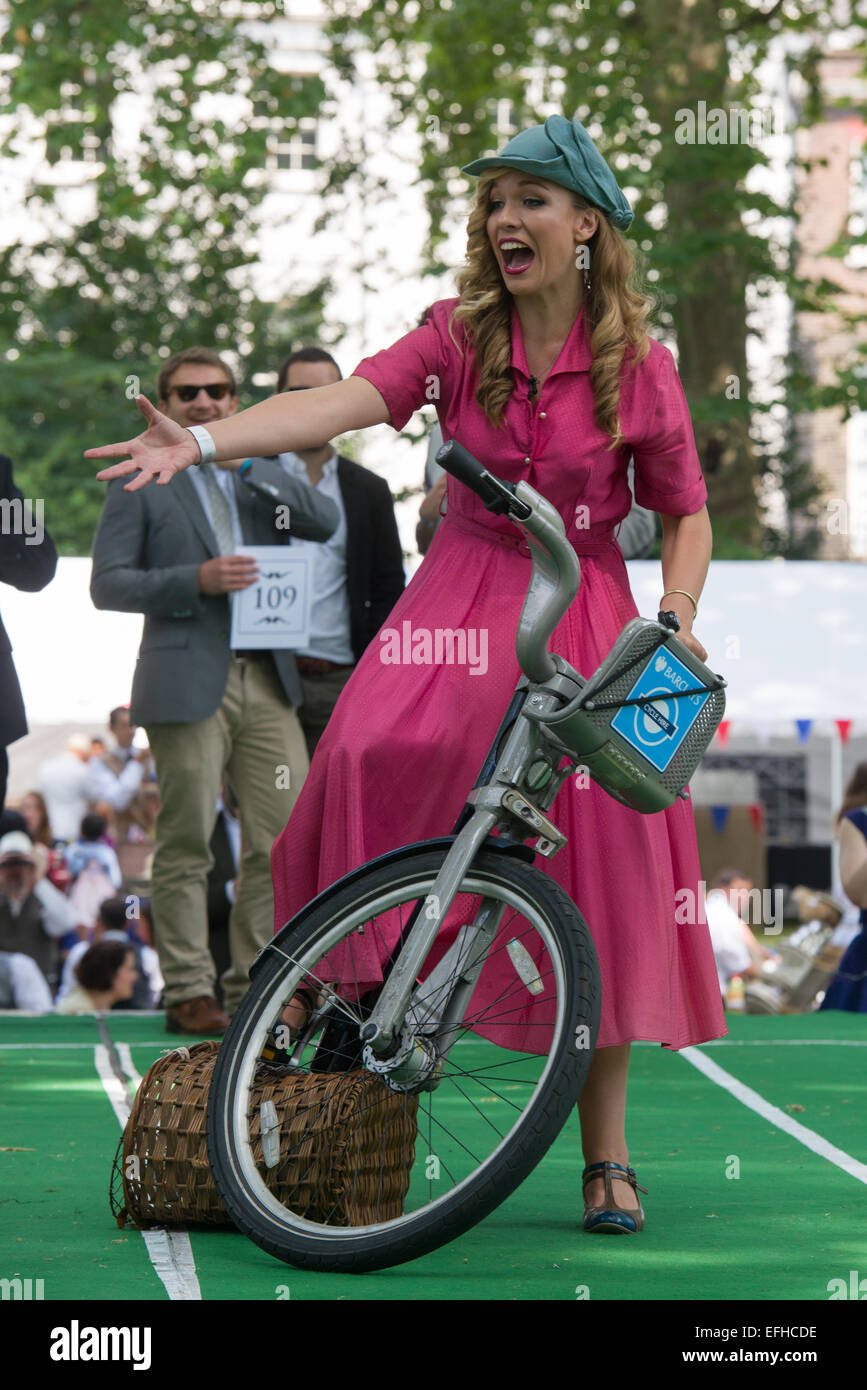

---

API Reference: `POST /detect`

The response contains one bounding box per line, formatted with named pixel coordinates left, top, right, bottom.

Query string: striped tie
left=201, top=463, right=235, bottom=556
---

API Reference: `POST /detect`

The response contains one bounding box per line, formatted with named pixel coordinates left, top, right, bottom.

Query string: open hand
left=85, top=395, right=201, bottom=491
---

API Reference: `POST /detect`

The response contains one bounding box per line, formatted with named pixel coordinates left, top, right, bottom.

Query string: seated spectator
left=16, top=790, right=71, bottom=893
left=705, top=869, right=762, bottom=1001
left=19, top=790, right=55, bottom=848
left=56, top=895, right=162, bottom=1010
left=88, top=706, right=156, bottom=848
left=64, top=813, right=122, bottom=890
left=0, top=950, right=54, bottom=1011
left=36, top=734, right=96, bottom=845
left=55, top=939, right=139, bottom=1014
left=0, top=831, right=78, bottom=993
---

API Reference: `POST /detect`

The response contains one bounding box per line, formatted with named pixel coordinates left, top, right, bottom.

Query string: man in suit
left=0, top=454, right=58, bottom=813
left=256, top=347, right=405, bottom=759
left=90, top=347, right=339, bottom=1033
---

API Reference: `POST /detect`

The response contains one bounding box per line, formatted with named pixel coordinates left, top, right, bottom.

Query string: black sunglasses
left=169, top=383, right=232, bottom=402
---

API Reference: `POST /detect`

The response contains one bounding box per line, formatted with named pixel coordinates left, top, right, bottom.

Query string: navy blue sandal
left=582, top=1161, right=648, bottom=1234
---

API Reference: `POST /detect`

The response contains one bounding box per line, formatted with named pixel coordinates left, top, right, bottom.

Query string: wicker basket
left=110, top=1041, right=420, bottom=1229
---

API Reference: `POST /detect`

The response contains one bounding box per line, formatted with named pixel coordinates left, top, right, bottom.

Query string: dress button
left=540, top=412, right=547, bottom=419
left=524, top=456, right=530, bottom=464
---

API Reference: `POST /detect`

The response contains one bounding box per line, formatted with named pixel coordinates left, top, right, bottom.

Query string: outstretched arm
left=85, top=376, right=392, bottom=493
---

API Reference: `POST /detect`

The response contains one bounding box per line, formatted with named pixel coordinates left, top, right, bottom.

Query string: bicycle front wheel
left=207, top=846, right=600, bottom=1273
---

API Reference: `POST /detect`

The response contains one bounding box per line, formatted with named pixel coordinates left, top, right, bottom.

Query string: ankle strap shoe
left=582, top=1160, right=648, bottom=1234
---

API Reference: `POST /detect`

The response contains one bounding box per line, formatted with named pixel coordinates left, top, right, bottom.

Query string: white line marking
left=697, top=1040, right=867, bottom=1047
left=93, top=1043, right=203, bottom=1300
left=4, top=1036, right=867, bottom=1051
left=116, top=1042, right=143, bottom=1088
left=682, top=1046, right=867, bottom=1185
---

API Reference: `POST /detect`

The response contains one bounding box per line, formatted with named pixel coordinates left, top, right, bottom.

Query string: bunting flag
left=716, top=720, right=731, bottom=748
left=710, top=805, right=730, bottom=833
left=834, top=719, right=853, bottom=744
left=748, top=803, right=764, bottom=834
left=795, top=719, right=813, bottom=744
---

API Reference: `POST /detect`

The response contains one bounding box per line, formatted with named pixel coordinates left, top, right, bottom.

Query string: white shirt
left=704, top=890, right=753, bottom=994
left=1, top=878, right=80, bottom=938
left=36, top=752, right=93, bottom=842
left=1, top=952, right=54, bottom=1011
left=276, top=449, right=355, bottom=665
left=87, top=749, right=144, bottom=811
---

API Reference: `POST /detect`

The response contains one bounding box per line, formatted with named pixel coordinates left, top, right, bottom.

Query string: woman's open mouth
left=500, top=240, right=535, bottom=275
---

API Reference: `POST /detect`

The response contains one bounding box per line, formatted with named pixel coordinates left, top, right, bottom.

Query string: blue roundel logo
left=629, top=689, right=678, bottom=747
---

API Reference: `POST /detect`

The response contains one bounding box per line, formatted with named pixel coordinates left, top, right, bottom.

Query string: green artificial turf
left=0, top=1010, right=864, bottom=1301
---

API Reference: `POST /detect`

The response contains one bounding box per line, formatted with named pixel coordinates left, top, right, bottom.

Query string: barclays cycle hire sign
left=609, top=647, right=710, bottom=773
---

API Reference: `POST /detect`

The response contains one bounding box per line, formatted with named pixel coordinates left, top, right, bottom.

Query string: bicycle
left=206, top=440, right=727, bottom=1273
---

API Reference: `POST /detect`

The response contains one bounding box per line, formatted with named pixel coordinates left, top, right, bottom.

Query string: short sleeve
left=351, top=308, right=451, bottom=433
left=631, top=344, right=708, bottom=515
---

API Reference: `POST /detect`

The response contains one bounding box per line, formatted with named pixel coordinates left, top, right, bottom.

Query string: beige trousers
left=146, top=655, right=309, bottom=1011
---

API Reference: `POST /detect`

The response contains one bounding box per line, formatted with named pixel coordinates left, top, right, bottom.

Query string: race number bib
left=229, top=546, right=311, bottom=650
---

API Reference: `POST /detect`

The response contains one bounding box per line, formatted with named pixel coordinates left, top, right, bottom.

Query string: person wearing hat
left=0, top=830, right=79, bottom=993
left=87, top=115, right=723, bottom=1235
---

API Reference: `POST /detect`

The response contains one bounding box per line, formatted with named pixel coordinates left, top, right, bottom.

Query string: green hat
left=461, top=114, right=634, bottom=231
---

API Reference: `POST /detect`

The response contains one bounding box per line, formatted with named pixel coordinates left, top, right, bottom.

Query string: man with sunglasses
left=90, top=347, right=339, bottom=1034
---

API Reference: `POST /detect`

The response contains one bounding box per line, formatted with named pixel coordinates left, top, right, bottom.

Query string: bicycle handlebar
left=435, top=438, right=581, bottom=682
left=435, top=440, right=531, bottom=519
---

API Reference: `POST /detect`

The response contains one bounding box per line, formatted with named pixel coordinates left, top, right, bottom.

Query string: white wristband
left=185, top=424, right=216, bottom=465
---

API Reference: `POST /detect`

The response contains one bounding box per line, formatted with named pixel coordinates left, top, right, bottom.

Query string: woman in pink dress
left=88, top=115, right=726, bottom=1234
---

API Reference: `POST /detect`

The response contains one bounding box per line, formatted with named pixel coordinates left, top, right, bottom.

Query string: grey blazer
left=90, top=458, right=339, bottom=724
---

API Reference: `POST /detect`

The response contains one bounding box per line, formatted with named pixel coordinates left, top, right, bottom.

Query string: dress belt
left=446, top=510, right=618, bottom=556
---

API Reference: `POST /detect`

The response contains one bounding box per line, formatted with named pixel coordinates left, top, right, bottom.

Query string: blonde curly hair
left=448, top=168, right=654, bottom=450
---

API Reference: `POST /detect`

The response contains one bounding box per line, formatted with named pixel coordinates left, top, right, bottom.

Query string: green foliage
left=0, top=0, right=334, bottom=551
left=320, top=0, right=867, bottom=558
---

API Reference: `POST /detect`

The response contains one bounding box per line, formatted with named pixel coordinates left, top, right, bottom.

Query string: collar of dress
left=510, top=301, right=592, bottom=380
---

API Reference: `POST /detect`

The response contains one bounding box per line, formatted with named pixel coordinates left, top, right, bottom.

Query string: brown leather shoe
left=165, top=995, right=230, bottom=1035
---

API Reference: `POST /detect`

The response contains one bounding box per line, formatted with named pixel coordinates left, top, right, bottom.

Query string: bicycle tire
left=206, top=846, right=600, bottom=1273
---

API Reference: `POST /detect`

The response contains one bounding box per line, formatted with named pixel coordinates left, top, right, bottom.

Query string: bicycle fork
left=360, top=685, right=576, bottom=1094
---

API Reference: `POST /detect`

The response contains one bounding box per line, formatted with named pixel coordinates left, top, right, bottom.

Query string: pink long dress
left=270, top=298, right=727, bottom=1053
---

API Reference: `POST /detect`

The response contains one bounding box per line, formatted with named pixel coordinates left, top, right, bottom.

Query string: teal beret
left=462, top=114, right=634, bottom=231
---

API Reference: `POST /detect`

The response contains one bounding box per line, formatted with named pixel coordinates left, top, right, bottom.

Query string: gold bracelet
left=660, top=589, right=698, bottom=620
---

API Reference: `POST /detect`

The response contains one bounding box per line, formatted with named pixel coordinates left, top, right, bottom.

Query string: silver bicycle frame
left=360, top=481, right=587, bottom=1071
